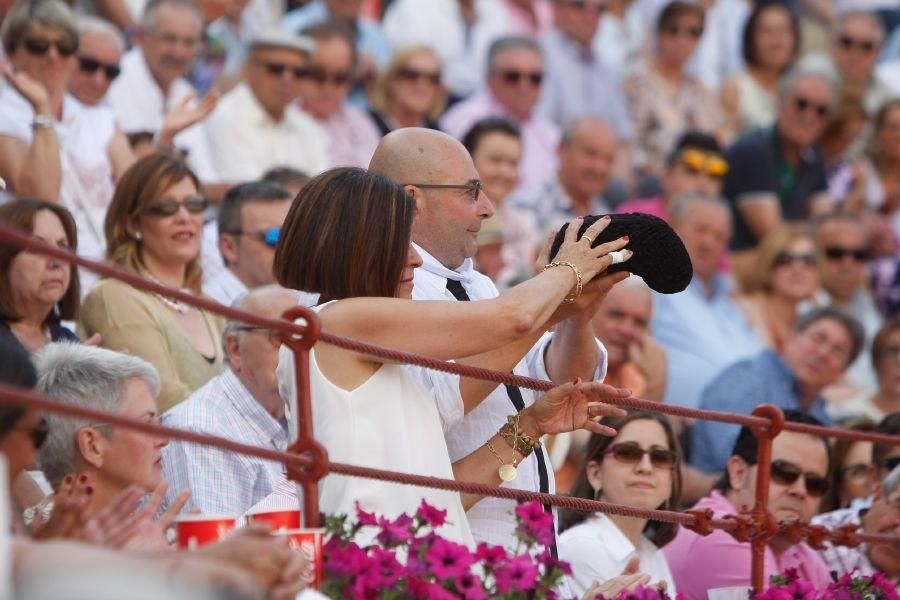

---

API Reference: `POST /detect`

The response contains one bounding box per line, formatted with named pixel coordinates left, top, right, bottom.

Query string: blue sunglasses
left=230, top=227, right=280, bottom=247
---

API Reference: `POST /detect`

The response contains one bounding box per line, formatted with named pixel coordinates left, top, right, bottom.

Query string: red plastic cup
left=175, top=515, right=236, bottom=549
left=274, top=528, right=325, bottom=589
left=245, top=509, right=301, bottom=532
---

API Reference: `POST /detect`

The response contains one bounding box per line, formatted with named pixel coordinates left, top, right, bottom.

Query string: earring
left=593, top=487, right=601, bottom=501
left=134, top=231, right=142, bottom=241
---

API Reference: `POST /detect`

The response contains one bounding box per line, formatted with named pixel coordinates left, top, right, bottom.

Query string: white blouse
left=559, top=512, right=677, bottom=597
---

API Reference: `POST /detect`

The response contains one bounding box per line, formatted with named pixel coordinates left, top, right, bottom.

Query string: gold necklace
left=143, top=271, right=192, bottom=314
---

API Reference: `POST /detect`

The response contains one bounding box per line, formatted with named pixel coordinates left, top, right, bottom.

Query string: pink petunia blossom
left=455, top=571, right=488, bottom=600
left=323, top=539, right=366, bottom=579
left=515, top=502, right=555, bottom=545
left=474, top=543, right=508, bottom=569
left=494, top=554, right=539, bottom=593
left=417, top=500, right=448, bottom=528
left=368, top=547, right=404, bottom=587
left=354, top=501, right=378, bottom=527
left=425, top=537, right=475, bottom=581
left=376, top=513, right=414, bottom=547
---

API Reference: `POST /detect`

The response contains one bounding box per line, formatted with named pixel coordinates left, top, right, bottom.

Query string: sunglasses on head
left=22, top=36, right=78, bottom=57
left=78, top=56, right=121, bottom=80
left=770, top=459, right=830, bottom=498
left=824, top=245, right=867, bottom=262
left=142, top=195, right=208, bottom=217
left=307, top=68, right=351, bottom=86
left=793, top=96, right=830, bottom=118
left=663, top=24, right=703, bottom=39
left=678, top=149, right=729, bottom=177
left=602, top=442, right=678, bottom=469
left=14, top=418, right=49, bottom=450
left=396, top=67, right=441, bottom=85
left=261, top=61, right=310, bottom=80
left=838, top=35, right=877, bottom=54
left=496, top=69, right=543, bottom=86
left=773, top=251, right=817, bottom=268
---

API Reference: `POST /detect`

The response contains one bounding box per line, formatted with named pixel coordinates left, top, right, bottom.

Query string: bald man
left=507, top=117, right=618, bottom=271
left=369, top=128, right=624, bottom=553
left=162, top=285, right=301, bottom=516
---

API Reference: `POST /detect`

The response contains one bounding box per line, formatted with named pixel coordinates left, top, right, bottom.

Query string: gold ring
left=582, top=235, right=595, bottom=245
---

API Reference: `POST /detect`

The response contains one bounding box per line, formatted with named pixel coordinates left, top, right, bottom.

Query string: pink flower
left=515, top=502, right=555, bottom=546
left=354, top=501, right=378, bottom=527
left=408, top=578, right=457, bottom=600
left=474, top=543, right=507, bottom=569
left=536, top=548, right=573, bottom=576
left=368, top=547, right=404, bottom=587
left=323, top=539, right=366, bottom=578
left=455, top=571, right=488, bottom=600
left=425, top=537, right=474, bottom=580
left=417, top=500, right=448, bottom=528
left=494, top=554, right=539, bottom=593
left=376, top=513, right=414, bottom=547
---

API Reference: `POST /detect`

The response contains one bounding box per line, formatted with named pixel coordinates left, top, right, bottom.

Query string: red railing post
left=747, top=405, right=786, bottom=594
left=280, top=306, right=330, bottom=528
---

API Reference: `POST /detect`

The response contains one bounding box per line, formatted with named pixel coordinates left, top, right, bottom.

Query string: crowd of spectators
left=0, top=0, right=899, bottom=597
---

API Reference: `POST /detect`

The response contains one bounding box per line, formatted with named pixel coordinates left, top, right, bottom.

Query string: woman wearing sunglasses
left=0, top=0, right=136, bottom=289
left=735, top=227, right=821, bottom=354
left=79, top=153, right=224, bottom=411
left=368, top=45, right=445, bottom=137
left=558, top=412, right=681, bottom=597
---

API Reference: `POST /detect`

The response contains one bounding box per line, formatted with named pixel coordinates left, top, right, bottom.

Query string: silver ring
left=609, top=250, right=626, bottom=265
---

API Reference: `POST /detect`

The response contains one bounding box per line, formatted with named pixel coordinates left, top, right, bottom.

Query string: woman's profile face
left=8, top=209, right=72, bottom=315
left=389, top=51, right=441, bottom=118
left=588, top=418, right=675, bottom=511
left=11, top=23, right=77, bottom=95
left=396, top=244, right=423, bottom=300
left=768, top=237, right=819, bottom=302
left=0, top=409, right=44, bottom=485
left=133, top=176, right=204, bottom=272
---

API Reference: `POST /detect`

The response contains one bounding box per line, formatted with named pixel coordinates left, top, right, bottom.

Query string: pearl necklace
left=143, top=271, right=192, bottom=314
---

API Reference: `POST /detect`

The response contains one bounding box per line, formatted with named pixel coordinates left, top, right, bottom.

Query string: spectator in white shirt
left=202, top=181, right=291, bottom=307
left=559, top=411, right=680, bottom=596
left=67, top=16, right=124, bottom=108
left=204, top=29, right=329, bottom=182
left=106, top=0, right=220, bottom=186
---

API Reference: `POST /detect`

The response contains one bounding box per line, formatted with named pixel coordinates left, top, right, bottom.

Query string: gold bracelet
left=498, top=414, right=541, bottom=458
left=486, top=439, right=519, bottom=482
left=542, top=261, right=583, bottom=305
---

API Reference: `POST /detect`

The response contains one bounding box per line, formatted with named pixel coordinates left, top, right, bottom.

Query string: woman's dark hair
left=273, top=167, right=416, bottom=302
left=559, top=411, right=683, bottom=547
left=462, top=117, right=521, bottom=156
left=0, top=198, right=80, bottom=325
left=742, top=1, right=800, bottom=69
left=657, top=1, right=705, bottom=34
left=714, top=410, right=831, bottom=491
left=823, top=417, right=876, bottom=512
left=0, top=336, right=36, bottom=438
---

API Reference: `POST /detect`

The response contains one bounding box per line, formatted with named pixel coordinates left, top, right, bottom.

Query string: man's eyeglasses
left=602, top=442, right=678, bottom=469
left=260, top=61, right=310, bottom=80
left=773, top=251, right=817, bottom=268
left=406, top=181, right=483, bottom=203
left=678, top=149, right=729, bottom=177
left=824, top=245, right=868, bottom=262
left=78, top=56, right=121, bottom=80
left=142, top=195, right=208, bottom=217
left=234, top=326, right=282, bottom=346
left=226, top=227, right=280, bottom=248
left=793, top=96, right=830, bottom=119
left=838, top=35, right=878, bottom=54
left=14, top=418, right=49, bottom=450
left=495, top=69, right=543, bottom=86
left=22, top=36, right=78, bottom=57
left=307, top=68, right=351, bottom=86
left=770, top=459, right=830, bottom=498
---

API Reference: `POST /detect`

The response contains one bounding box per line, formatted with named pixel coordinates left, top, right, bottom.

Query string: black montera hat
left=549, top=213, right=693, bottom=294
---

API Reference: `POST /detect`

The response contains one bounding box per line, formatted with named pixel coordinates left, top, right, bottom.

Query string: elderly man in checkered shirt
left=162, top=286, right=301, bottom=515
left=812, top=464, right=900, bottom=583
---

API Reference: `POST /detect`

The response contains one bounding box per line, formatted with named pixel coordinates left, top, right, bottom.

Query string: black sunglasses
left=14, top=418, right=49, bottom=450
left=770, top=459, right=830, bottom=498
left=142, top=195, right=208, bottom=217
left=78, top=56, right=121, bottom=80
left=663, top=24, right=703, bottom=39
left=406, top=181, right=483, bottom=203
left=22, top=36, right=78, bottom=57
left=396, top=67, right=441, bottom=85
left=562, top=0, right=606, bottom=13
left=261, top=61, right=310, bottom=80
left=824, top=245, right=868, bottom=262
left=602, top=442, right=678, bottom=469
left=226, top=227, right=280, bottom=248
left=496, top=69, right=543, bottom=86
left=838, top=35, right=877, bottom=54
left=307, top=68, right=351, bottom=86
left=773, top=251, right=817, bottom=268
left=794, top=96, right=830, bottom=118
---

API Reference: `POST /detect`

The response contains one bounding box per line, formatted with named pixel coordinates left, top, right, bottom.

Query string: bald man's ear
left=404, top=185, right=427, bottom=212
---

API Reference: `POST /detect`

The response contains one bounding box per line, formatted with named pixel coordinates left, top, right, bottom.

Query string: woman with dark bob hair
left=274, top=167, right=632, bottom=545
left=79, top=153, right=223, bottom=412
left=558, top=412, right=682, bottom=596
left=0, top=198, right=80, bottom=354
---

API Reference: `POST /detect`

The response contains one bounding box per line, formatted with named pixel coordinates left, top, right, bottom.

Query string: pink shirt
left=440, top=91, right=560, bottom=191
left=663, top=491, right=832, bottom=599
left=316, top=103, right=381, bottom=169
left=616, top=196, right=668, bottom=222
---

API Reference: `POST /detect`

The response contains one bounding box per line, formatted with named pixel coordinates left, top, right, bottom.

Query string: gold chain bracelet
left=541, top=260, right=583, bottom=305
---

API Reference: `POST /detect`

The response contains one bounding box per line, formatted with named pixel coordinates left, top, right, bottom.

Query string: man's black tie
left=445, top=278, right=558, bottom=557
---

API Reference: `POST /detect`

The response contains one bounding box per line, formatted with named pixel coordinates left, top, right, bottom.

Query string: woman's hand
left=29, top=474, right=94, bottom=540
left=550, top=216, right=632, bottom=283
left=521, top=380, right=629, bottom=437
left=581, top=557, right=656, bottom=599
left=158, top=91, right=218, bottom=147
left=2, top=64, right=51, bottom=115
left=87, top=480, right=190, bottom=551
